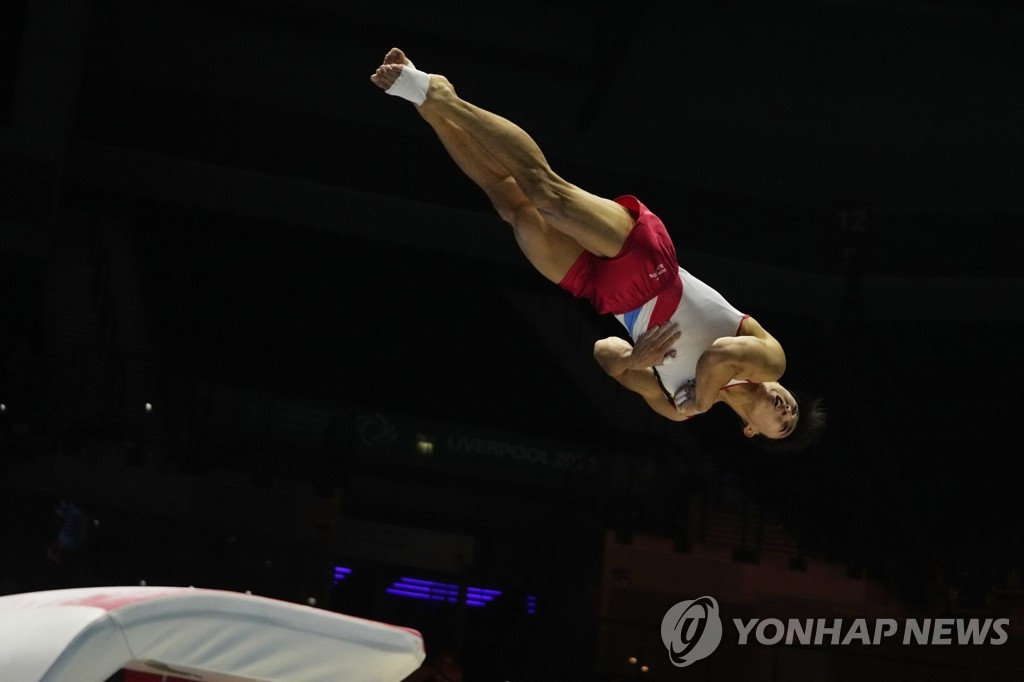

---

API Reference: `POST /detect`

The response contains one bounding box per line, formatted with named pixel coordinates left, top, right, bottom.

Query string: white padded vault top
left=0, top=586, right=424, bottom=682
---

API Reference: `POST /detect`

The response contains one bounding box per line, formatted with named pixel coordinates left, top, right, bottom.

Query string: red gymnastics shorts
left=558, top=195, right=681, bottom=317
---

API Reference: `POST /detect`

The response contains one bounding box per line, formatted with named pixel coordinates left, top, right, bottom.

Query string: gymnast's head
left=740, top=383, right=826, bottom=453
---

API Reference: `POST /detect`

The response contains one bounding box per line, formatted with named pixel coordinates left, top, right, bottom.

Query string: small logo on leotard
left=674, top=378, right=697, bottom=408
left=648, top=263, right=668, bottom=279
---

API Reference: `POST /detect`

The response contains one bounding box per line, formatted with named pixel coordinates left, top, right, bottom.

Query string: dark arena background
left=1, top=1, right=1022, bottom=680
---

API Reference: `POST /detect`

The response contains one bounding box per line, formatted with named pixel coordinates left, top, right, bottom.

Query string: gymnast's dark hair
left=749, top=390, right=826, bottom=453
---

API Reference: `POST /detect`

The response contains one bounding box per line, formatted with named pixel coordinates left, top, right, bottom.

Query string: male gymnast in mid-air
left=371, top=48, right=823, bottom=451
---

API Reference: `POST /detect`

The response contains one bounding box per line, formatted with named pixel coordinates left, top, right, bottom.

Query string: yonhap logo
left=660, top=596, right=723, bottom=666
left=659, top=595, right=1009, bottom=667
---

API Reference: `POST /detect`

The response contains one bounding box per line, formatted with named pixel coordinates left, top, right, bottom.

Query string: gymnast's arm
left=689, top=317, right=787, bottom=413
left=593, top=327, right=688, bottom=422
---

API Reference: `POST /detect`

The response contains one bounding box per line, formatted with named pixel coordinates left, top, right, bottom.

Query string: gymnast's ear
left=742, top=422, right=756, bottom=438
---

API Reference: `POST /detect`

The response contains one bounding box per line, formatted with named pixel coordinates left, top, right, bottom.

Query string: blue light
left=400, top=577, right=458, bottom=588
left=332, top=566, right=352, bottom=585
left=385, top=577, right=510, bottom=608
left=387, top=588, right=456, bottom=602
left=394, top=582, right=460, bottom=596
left=390, top=578, right=461, bottom=605
left=464, top=587, right=501, bottom=607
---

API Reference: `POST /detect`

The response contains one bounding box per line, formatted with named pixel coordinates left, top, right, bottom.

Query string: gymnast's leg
left=371, top=48, right=635, bottom=261
left=371, top=48, right=584, bottom=283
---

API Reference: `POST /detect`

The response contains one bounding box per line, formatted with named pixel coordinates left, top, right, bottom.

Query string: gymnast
left=371, top=48, right=824, bottom=451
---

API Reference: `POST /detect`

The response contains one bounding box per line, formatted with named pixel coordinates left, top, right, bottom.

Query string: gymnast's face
left=742, top=382, right=799, bottom=440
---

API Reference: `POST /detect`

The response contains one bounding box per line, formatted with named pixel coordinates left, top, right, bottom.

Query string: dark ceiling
left=70, top=0, right=1023, bottom=213
left=2, top=0, right=1022, bottom=275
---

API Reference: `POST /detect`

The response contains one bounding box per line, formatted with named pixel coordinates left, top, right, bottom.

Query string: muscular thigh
left=486, top=177, right=583, bottom=283
left=512, top=204, right=584, bottom=284
left=528, top=177, right=637, bottom=259
left=560, top=184, right=637, bottom=257
left=511, top=165, right=636, bottom=259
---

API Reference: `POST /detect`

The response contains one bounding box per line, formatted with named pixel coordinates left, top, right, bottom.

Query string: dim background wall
left=1, top=1, right=1022, bottom=680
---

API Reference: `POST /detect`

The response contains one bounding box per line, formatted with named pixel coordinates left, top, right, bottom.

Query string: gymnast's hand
left=630, top=322, right=681, bottom=369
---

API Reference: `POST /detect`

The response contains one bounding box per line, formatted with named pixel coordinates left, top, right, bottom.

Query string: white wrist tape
left=386, top=64, right=430, bottom=105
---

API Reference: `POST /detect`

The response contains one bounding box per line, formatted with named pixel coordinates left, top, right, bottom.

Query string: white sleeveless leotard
left=614, top=267, right=748, bottom=408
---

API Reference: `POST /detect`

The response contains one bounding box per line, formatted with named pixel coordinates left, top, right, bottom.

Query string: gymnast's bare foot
left=370, top=46, right=455, bottom=108
left=369, top=47, right=412, bottom=90
left=383, top=47, right=410, bottom=67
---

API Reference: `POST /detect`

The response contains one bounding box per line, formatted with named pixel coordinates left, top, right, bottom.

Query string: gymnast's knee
left=486, top=178, right=530, bottom=225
